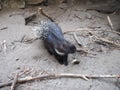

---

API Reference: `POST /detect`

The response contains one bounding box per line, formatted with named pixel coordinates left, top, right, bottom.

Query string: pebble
left=72, top=59, right=80, bottom=65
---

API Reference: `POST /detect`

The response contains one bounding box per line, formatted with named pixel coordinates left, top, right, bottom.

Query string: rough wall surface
left=0, top=0, right=120, bottom=9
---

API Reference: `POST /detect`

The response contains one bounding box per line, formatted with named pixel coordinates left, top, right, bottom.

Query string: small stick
left=0, top=74, right=120, bottom=88
left=20, top=35, right=26, bottom=43
left=107, top=16, right=114, bottom=30
left=14, top=38, right=36, bottom=44
left=38, top=8, right=54, bottom=22
left=63, top=28, right=89, bottom=34
left=19, top=68, right=31, bottom=77
left=63, top=28, right=120, bottom=35
left=87, top=31, right=120, bottom=48
left=10, top=73, right=19, bottom=90
left=76, top=48, right=88, bottom=54
left=93, top=34, right=120, bottom=48
left=73, top=33, right=82, bottom=46
left=0, top=74, right=55, bottom=88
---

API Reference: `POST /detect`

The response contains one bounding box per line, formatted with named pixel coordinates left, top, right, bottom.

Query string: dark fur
left=43, top=21, right=76, bottom=66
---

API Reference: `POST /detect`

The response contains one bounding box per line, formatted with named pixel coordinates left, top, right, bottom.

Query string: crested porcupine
left=33, top=20, right=76, bottom=66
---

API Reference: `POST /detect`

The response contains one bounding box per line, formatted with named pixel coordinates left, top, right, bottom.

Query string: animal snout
left=69, top=45, right=76, bottom=53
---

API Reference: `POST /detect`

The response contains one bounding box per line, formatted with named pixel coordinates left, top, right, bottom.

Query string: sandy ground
left=0, top=3, right=120, bottom=90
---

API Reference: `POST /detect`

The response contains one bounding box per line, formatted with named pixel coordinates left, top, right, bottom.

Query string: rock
left=0, top=0, right=2, bottom=10
left=108, top=15, right=120, bottom=31
left=15, top=58, right=19, bottom=61
left=0, top=5, right=1, bottom=11
left=26, top=0, right=44, bottom=5
left=57, top=0, right=67, bottom=3
left=87, top=3, right=120, bottom=14
left=17, top=0, right=25, bottom=9
left=72, top=59, right=80, bottom=65
left=9, top=0, right=25, bottom=9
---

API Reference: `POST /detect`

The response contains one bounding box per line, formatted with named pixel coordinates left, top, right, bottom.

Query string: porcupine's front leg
left=47, top=49, right=53, bottom=55
left=44, top=41, right=54, bottom=55
left=62, top=54, right=68, bottom=66
left=54, top=53, right=68, bottom=66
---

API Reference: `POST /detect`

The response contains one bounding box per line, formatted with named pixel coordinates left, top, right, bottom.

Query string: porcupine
left=33, top=20, right=76, bottom=66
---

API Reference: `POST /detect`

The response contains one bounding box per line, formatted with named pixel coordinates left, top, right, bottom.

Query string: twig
left=0, top=74, right=54, bottom=88
left=63, top=28, right=91, bottom=34
left=38, top=8, right=54, bottom=22
left=87, top=30, right=120, bottom=48
left=73, top=33, right=82, bottom=46
left=107, top=16, right=114, bottom=30
left=20, top=35, right=26, bottom=43
left=96, top=36, right=120, bottom=48
left=19, top=68, right=31, bottom=77
left=0, top=74, right=119, bottom=88
left=0, top=40, right=7, bottom=54
left=74, top=14, right=82, bottom=20
left=14, top=38, right=37, bottom=44
left=9, top=12, right=24, bottom=17
left=0, top=27, right=8, bottom=31
left=93, top=35, right=120, bottom=48
left=63, top=28, right=120, bottom=35
left=24, top=12, right=37, bottom=25
left=10, top=73, right=19, bottom=90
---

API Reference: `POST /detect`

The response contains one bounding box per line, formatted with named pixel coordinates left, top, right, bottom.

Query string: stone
left=9, top=0, right=25, bottom=9
left=26, top=0, right=44, bottom=5
left=0, top=0, right=2, bottom=10
left=17, top=0, right=25, bottom=9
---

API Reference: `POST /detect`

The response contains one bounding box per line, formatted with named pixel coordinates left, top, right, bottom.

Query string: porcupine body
left=33, top=20, right=76, bottom=66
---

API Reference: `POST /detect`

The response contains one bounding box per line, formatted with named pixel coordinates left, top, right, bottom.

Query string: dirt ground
left=0, top=3, right=120, bottom=90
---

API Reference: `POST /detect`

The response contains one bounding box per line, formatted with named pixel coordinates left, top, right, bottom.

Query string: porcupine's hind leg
left=54, top=54, right=68, bottom=66
left=54, top=54, right=64, bottom=65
